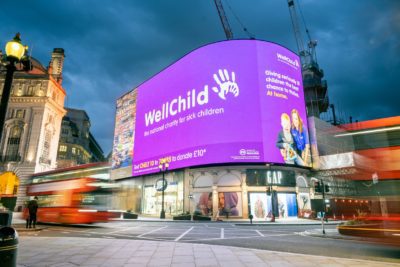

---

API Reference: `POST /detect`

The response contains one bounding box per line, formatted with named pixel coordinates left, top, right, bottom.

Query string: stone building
left=57, top=108, right=105, bottom=168
left=0, top=48, right=67, bottom=210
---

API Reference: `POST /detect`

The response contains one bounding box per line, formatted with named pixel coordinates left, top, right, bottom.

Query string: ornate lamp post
left=159, top=159, right=169, bottom=219
left=0, top=33, right=27, bottom=142
left=266, top=164, right=276, bottom=222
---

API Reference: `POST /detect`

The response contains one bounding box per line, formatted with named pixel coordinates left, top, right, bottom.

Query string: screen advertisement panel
left=112, top=90, right=137, bottom=170
left=132, top=40, right=309, bottom=176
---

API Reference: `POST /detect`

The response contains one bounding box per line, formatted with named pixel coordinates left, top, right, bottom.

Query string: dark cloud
left=1, top=0, right=399, bottom=154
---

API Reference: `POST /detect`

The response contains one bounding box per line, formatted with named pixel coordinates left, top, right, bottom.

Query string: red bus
left=23, top=177, right=119, bottom=224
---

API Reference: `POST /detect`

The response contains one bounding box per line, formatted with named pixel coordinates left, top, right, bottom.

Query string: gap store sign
left=131, top=40, right=309, bottom=176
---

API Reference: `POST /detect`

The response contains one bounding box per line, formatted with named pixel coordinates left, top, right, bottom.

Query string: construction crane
left=214, top=0, right=234, bottom=40
left=287, top=0, right=329, bottom=118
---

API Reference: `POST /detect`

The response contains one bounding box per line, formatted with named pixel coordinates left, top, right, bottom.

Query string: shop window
left=217, top=192, right=242, bottom=217
left=249, top=192, right=298, bottom=220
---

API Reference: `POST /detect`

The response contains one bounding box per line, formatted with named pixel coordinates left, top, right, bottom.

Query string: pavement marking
left=185, top=233, right=299, bottom=242
left=256, top=230, right=264, bottom=237
left=137, top=226, right=168, bottom=238
left=221, top=228, right=224, bottom=239
left=174, top=226, right=194, bottom=241
left=105, top=226, right=140, bottom=235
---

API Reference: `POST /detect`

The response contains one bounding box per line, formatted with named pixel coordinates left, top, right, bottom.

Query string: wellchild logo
left=144, top=69, right=239, bottom=127
left=211, top=69, right=239, bottom=100
left=276, top=53, right=299, bottom=69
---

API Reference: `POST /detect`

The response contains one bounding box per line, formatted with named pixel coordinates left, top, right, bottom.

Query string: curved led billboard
left=132, top=40, right=310, bottom=176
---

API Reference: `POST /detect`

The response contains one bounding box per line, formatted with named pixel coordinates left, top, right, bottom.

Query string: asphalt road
left=19, top=221, right=400, bottom=263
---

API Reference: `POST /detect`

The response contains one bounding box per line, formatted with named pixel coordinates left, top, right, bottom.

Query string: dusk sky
left=1, top=0, right=399, bottom=154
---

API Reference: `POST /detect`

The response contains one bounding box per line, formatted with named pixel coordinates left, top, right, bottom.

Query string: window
left=5, top=126, right=22, bottom=161
left=59, top=145, right=67, bottom=152
left=16, top=110, right=24, bottom=119
left=41, top=130, right=51, bottom=163
left=27, top=86, right=34, bottom=96
left=72, top=147, right=76, bottom=154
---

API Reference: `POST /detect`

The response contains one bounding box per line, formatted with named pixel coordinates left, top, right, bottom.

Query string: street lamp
left=266, top=164, right=276, bottom=222
left=159, top=159, right=169, bottom=219
left=0, top=33, right=27, bottom=142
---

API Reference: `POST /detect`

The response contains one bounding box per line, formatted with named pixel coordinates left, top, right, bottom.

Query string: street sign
left=155, top=178, right=168, bottom=191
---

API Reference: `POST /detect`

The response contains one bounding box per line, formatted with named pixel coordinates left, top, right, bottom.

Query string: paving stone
left=172, top=255, right=195, bottom=263
left=16, top=236, right=397, bottom=267
left=219, top=260, right=246, bottom=267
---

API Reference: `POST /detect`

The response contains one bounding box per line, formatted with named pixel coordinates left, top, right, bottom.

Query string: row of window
left=59, top=145, right=89, bottom=157
left=7, top=109, right=26, bottom=119
left=0, top=81, right=62, bottom=104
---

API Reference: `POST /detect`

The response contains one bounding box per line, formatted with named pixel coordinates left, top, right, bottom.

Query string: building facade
left=0, top=48, right=67, bottom=210
left=313, top=116, right=400, bottom=219
left=110, top=40, right=317, bottom=219
left=57, top=108, right=105, bottom=168
left=110, top=40, right=399, bottom=221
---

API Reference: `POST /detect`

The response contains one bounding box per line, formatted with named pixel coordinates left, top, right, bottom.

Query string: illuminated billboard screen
left=132, top=40, right=310, bottom=176
left=112, top=90, right=136, bottom=170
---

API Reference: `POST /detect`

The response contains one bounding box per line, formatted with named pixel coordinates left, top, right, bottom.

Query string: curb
left=235, top=222, right=343, bottom=226
left=12, top=227, right=44, bottom=232
left=304, top=230, right=353, bottom=240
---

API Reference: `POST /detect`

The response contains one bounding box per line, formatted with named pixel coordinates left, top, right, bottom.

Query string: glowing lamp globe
left=5, top=33, right=26, bottom=61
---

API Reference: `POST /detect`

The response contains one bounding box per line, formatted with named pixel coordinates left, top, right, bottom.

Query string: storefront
left=142, top=171, right=184, bottom=216
left=187, top=166, right=311, bottom=220
left=114, top=165, right=312, bottom=220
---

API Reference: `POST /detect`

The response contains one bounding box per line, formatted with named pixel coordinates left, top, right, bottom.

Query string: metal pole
left=160, top=168, right=166, bottom=219
left=271, top=187, right=275, bottom=222
left=0, top=62, right=16, bottom=142
left=321, top=180, right=326, bottom=234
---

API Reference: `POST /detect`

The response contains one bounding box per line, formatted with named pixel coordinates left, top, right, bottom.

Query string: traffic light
left=314, top=181, right=322, bottom=193
left=324, top=184, right=330, bottom=193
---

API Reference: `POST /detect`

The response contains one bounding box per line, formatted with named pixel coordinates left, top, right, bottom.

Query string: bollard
left=0, top=226, right=18, bottom=267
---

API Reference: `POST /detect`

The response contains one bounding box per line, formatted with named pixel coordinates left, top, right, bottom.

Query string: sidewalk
left=9, top=213, right=400, bottom=266
left=16, top=236, right=400, bottom=267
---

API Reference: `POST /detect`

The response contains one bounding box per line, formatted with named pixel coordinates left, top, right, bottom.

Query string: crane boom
left=287, top=0, right=329, bottom=117
left=214, top=0, right=234, bottom=40
left=287, top=0, right=305, bottom=55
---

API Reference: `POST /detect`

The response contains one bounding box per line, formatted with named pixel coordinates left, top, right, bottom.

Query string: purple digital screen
left=132, top=40, right=309, bottom=176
